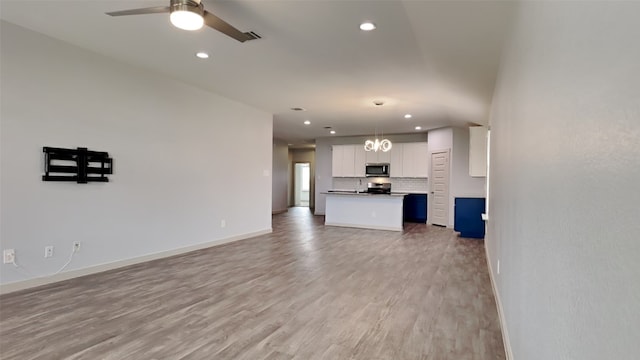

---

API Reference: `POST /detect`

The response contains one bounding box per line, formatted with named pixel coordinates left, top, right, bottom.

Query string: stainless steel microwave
left=365, top=163, right=390, bottom=177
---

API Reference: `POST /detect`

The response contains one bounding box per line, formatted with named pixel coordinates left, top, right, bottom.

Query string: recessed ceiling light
left=303, top=120, right=311, bottom=125
left=404, top=114, right=412, bottom=119
left=291, top=107, right=306, bottom=111
left=195, top=52, right=209, bottom=59
left=415, top=126, right=422, bottom=130
left=330, top=130, right=336, bottom=134
left=360, top=22, right=376, bottom=31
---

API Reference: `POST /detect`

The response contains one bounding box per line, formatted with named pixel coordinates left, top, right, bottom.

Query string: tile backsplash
left=332, top=177, right=428, bottom=193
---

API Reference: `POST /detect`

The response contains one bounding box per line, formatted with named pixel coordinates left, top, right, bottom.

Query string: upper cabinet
left=469, top=126, right=488, bottom=177
left=400, top=142, right=428, bottom=178
left=365, top=148, right=391, bottom=164
left=331, top=145, right=345, bottom=177
left=332, top=141, right=428, bottom=178
left=354, top=145, right=366, bottom=177
left=378, top=149, right=391, bottom=164
left=332, top=144, right=356, bottom=177
left=389, top=144, right=404, bottom=177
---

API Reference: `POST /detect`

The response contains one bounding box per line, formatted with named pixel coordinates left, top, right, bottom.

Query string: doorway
left=294, top=163, right=310, bottom=207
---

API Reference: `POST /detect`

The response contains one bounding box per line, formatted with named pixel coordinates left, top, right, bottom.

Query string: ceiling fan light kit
left=169, top=0, right=204, bottom=31
left=106, top=0, right=258, bottom=43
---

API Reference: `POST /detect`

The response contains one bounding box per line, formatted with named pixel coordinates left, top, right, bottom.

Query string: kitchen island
left=323, top=191, right=407, bottom=231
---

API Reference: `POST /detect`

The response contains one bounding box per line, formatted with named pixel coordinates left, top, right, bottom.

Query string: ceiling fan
left=106, top=0, right=259, bottom=43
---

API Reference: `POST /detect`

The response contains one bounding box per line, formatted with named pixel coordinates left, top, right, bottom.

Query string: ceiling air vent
left=244, top=31, right=262, bottom=40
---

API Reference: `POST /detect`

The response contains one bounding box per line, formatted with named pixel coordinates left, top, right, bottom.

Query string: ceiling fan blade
left=106, top=6, right=170, bottom=17
left=203, top=10, right=251, bottom=43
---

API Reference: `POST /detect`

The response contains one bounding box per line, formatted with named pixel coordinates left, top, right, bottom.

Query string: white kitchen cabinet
left=332, top=145, right=342, bottom=177
left=378, top=149, right=391, bottom=163
left=364, top=148, right=377, bottom=164
left=365, top=147, right=392, bottom=164
left=401, top=143, right=415, bottom=177
left=401, top=142, right=428, bottom=178
left=332, top=145, right=345, bottom=177
left=354, top=145, right=366, bottom=177
left=469, top=126, right=488, bottom=177
left=413, top=142, right=429, bottom=177
left=341, top=145, right=356, bottom=176
left=334, top=142, right=427, bottom=178
left=332, top=144, right=358, bottom=177
left=389, top=143, right=404, bottom=177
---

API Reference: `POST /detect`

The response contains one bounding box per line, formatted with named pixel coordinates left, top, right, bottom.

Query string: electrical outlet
left=72, top=241, right=81, bottom=253
left=45, top=246, right=54, bottom=258
left=221, top=219, right=226, bottom=228
left=3, top=249, right=15, bottom=264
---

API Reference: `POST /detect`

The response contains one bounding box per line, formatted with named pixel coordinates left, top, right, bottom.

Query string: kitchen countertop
left=322, top=190, right=407, bottom=197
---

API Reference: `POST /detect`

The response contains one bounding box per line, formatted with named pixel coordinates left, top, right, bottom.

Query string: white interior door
left=430, top=150, right=450, bottom=226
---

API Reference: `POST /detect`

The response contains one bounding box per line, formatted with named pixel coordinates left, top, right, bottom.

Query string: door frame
left=293, top=162, right=310, bottom=207
left=290, top=161, right=315, bottom=208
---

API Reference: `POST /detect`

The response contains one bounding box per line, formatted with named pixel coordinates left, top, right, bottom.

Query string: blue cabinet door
left=404, top=194, right=427, bottom=223
left=454, top=198, right=486, bottom=238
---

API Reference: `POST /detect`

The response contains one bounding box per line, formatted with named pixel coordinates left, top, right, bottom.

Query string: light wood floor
left=0, top=208, right=504, bottom=359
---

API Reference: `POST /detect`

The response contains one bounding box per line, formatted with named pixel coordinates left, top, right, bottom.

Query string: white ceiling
left=0, top=0, right=516, bottom=146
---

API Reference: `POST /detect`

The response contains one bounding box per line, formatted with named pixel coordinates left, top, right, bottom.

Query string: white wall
left=315, top=133, right=427, bottom=215
left=487, top=2, right=640, bottom=359
left=272, top=139, right=289, bottom=213
left=451, top=128, right=486, bottom=203
left=427, top=127, right=453, bottom=155
left=0, top=22, right=273, bottom=288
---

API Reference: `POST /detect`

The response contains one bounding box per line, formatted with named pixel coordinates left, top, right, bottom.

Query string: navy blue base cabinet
left=454, top=197, right=486, bottom=238
left=403, top=194, right=427, bottom=223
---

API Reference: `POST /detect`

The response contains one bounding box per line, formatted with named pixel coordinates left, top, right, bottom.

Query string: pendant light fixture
left=364, top=137, right=392, bottom=152
left=364, top=100, right=392, bottom=152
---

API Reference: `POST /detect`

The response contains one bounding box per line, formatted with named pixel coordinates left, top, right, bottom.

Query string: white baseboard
left=0, top=229, right=272, bottom=295
left=485, top=242, right=514, bottom=360
left=272, top=209, right=288, bottom=215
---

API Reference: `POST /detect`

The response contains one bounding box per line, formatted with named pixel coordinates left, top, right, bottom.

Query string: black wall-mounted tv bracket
left=42, top=147, right=113, bottom=183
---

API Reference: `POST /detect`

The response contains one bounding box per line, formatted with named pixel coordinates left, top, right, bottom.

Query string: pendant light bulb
left=364, top=138, right=392, bottom=152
